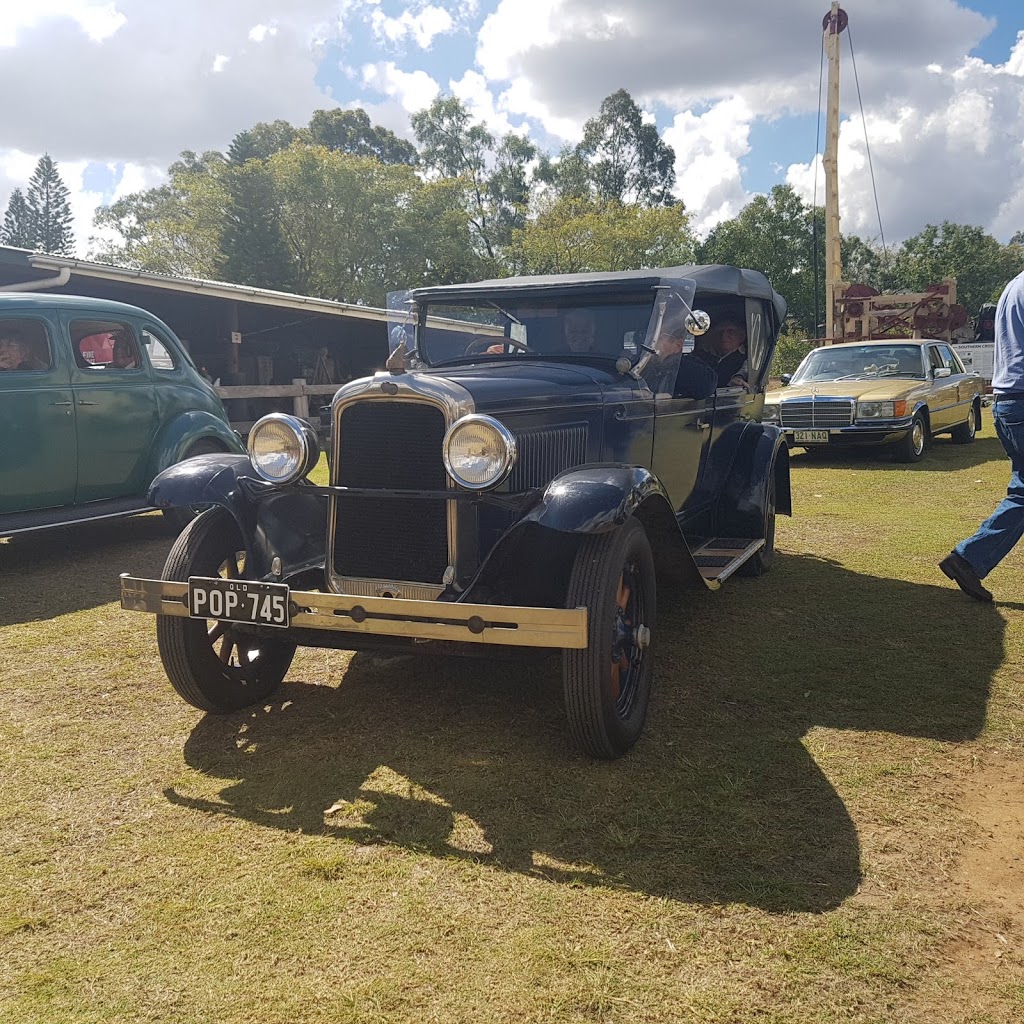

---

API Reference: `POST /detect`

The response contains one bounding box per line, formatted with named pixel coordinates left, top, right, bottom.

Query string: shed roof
left=0, top=246, right=391, bottom=323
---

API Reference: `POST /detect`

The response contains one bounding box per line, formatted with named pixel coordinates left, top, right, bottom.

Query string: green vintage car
left=763, top=339, right=984, bottom=462
left=0, top=293, right=242, bottom=537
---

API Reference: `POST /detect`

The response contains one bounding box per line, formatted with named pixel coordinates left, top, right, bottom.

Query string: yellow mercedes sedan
left=763, top=339, right=984, bottom=462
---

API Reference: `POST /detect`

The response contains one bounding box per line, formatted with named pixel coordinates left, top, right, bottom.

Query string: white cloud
left=248, top=24, right=278, bottom=43
left=786, top=32, right=1024, bottom=243
left=664, top=98, right=755, bottom=237
left=0, top=0, right=126, bottom=47
left=449, top=70, right=530, bottom=139
left=371, top=5, right=454, bottom=49
left=361, top=62, right=440, bottom=114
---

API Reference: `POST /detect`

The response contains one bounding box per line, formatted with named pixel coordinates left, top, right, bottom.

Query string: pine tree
left=1, top=188, right=36, bottom=248
left=26, top=154, right=75, bottom=255
left=219, top=162, right=295, bottom=291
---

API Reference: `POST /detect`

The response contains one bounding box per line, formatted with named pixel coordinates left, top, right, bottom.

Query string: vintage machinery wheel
left=951, top=402, right=979, bottom=444
left=893, top=411, right=928, bottom=463
left=156, top=508, right=296, bottom=712
left=162, top=438, right=226, bottom=532
left=562, top=517, right=656, bottom=759
left=739, top=467, right=777, bottom=577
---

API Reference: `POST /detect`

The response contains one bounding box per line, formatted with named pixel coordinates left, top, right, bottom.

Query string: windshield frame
left=405, top=277, right=697, bottom=373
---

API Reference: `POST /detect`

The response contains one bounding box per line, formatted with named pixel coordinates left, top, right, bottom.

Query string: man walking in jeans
left=941, top=269, right=1024, bottom=601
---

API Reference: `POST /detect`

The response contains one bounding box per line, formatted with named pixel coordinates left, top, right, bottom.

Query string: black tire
left=156, top=507, right=295, bottom=712
left=739, top=466, right=777, bottom=577
left=893, top=411, right=928, bottom=463
left=161, top=439, right=225, bottom=532
left=562, top=518, right=656, bottom=759
left=951, top=402, right=979, bottom=444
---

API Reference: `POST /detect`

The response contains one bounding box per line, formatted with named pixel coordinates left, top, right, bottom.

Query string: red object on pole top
left=823, top=7, right=849, bottom=34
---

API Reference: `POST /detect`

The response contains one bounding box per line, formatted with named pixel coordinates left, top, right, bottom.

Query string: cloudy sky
left=1, top=0, right=1022, bottom=257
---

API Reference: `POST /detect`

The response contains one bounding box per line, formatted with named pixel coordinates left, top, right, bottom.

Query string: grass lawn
left=2, top=424, right=1023, bottom=1023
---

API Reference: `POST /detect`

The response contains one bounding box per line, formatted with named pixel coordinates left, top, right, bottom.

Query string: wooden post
left=223, top=301, right=240, bottom=375
left=292, top=378, right=310, bottom=421
left=823, top=4, right=847, bottom=344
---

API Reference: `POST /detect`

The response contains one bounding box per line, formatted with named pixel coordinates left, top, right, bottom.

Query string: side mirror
left=686, top=310, right=711, bottom=336
left=780, top=373, right=793, bottom=386
left=933, top=366, right=952, bottom=379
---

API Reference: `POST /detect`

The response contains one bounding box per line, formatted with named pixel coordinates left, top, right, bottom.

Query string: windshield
left=414, top=293, right=659, bottom=368
left=791, top=344, right=926, bottom=383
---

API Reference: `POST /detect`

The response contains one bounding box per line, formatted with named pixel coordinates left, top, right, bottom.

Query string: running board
left=691, top=537, right=765, bottom=588
left=0, top=498, right=156, bottom=538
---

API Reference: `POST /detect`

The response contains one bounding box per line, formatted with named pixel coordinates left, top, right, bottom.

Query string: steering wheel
left=465, top=335, right=534, bottom=355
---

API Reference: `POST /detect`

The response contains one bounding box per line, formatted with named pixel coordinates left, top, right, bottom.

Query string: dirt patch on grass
left=909, top=754, right=1024, bottom=1022
left=958, top=755, right=1024, bottom=930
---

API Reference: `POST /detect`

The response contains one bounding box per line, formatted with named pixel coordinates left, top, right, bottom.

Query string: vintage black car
left=121, top=265, right=792, bottom=758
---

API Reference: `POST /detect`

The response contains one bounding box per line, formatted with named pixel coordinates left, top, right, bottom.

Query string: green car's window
left=142, top=329, right=177, bottom=370
left=0, top=319, right=53, bottom=372
left=71, top=319, right=143, bottom=371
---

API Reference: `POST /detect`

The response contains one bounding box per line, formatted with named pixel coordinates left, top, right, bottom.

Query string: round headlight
left=443, top=414, right=517, bottom=490
left=247, top=413, right=319, bottom=485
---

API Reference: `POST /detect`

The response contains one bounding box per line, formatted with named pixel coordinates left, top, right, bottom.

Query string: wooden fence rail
left=215, top=380, right=342, bottom=434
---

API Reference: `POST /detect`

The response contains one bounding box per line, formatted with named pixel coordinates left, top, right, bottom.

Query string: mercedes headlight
left=762, top=402, right=780, bottom=423
left=856, top=401, right=895, bottom=421
left=247, top=413, right=319, bottom=484
left=443, top=414, right=517, bottom=490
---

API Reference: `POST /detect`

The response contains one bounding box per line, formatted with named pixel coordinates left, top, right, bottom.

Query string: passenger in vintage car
left=121, top=265, right=792, bottom=759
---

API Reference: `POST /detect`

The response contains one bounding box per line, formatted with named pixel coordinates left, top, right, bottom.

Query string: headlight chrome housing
left=443, top=414, right=517, bottom=490
left=856, top=401, right=896, bottom=421
left=762, top=402, right=780, bottom=423
left=247, top=413, right=319, bottom=485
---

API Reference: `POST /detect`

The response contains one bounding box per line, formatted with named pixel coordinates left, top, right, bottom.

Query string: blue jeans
left=956, top=397, right=1024, bottom=578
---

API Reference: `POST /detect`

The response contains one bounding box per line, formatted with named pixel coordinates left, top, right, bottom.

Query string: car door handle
left=77, top=400, right=97, bottom=406
left=51, top=401, right=73, bottom=406
left=696, top=416, right=711, bottom=430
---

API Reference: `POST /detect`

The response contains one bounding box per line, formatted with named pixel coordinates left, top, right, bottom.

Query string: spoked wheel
left=156, top=508, right=295, bottom=712
left=563, top=518, right=656, bottom=759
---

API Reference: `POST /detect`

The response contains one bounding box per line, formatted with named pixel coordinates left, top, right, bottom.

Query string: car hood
left=423, top=361, right=612, bottom=412
left=767, top=379, right=926, bottom=402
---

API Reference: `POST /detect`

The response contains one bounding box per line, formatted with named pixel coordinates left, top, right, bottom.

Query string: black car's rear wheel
left=739, top=466, right=777, bottom=576
left=562, top=518, right=656, bottom=759
left=156, top=508, right=295, bottom=712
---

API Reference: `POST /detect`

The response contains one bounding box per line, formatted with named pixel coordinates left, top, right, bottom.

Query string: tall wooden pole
left=823, top=4, right=847, bottom=343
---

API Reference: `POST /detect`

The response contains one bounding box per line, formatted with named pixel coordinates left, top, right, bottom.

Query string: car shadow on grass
left=0, top=514, right=173, bottom=627
left=791, top=435, right=1003, bottom=471
left=166, top=551, right=1001, bottom=915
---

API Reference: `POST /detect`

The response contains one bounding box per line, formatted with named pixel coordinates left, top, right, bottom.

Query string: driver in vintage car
left=121, top=265, right=791, bottom=759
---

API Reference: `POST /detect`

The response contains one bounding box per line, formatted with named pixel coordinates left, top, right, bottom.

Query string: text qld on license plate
left=188, top=577, right=290, bottom=628
left=794, top=430, right=829, bottom=443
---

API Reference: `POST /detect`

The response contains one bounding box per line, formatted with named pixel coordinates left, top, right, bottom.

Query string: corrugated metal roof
left=0, top=245, right=391, bottom=323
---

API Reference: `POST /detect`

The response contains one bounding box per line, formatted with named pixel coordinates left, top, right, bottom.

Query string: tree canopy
left=33, top=91, right=1013, bottom=318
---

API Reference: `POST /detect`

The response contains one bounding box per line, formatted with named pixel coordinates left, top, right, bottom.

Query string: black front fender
left=521, top=464, right=673, bottom=535
left=508, top=465, right=704, bottom=589
left=149, top=454, right=327, bottom=582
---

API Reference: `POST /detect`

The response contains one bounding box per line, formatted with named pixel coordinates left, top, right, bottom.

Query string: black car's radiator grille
left=508, top=424, right=589, bottom=492
left=779, top=399, right=855, bottom=428
left=332, top=401, right=449, bottom=583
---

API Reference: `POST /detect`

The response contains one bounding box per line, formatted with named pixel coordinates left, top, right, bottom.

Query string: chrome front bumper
left=120, top=575, right=588, bottom=650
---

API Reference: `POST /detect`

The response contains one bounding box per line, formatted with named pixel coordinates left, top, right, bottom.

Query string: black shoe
left=939, top=551, right=993, bottom=602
